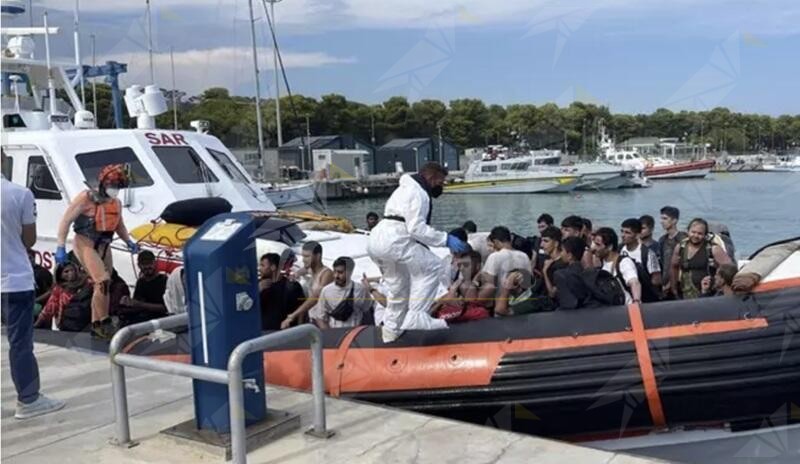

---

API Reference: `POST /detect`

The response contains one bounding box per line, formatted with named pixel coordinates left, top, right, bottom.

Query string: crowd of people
left=255, top=163, right=754, bottom=343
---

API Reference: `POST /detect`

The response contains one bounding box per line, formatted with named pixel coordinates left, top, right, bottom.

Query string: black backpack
left=615, top=255, right=660, bottom=303
left=581, top=268, right=626, bottom=306
left=59, top=286, right=93, bottom=332
left=327, top=286, right=355, bottom=322
left=511, top=233, right=535, bottom=259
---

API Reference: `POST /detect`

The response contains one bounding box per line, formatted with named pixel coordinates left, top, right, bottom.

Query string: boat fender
left=160, top=198, right=233, bottom=227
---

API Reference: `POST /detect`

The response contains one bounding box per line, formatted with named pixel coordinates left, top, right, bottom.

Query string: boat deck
left=0, top=336, right=667, bottom=464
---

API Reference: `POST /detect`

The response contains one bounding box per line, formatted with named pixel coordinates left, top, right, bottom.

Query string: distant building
left=621, top=137, right=704, bottom=159
left=279, top=134, right=375, bottom=174
left=374, top=137, right=460, bottom=174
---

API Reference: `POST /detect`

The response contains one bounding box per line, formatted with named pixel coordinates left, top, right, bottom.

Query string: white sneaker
left=381, top=326, right=403, bottom=343
left=15, top=394, right=66, bottom=420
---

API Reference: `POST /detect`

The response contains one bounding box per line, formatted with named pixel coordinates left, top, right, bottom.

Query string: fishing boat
left=446, top=157, right=580, bottom=194
left=43, top=237, right=800, bottom=446
left=0, top=20, right=377, bottom=285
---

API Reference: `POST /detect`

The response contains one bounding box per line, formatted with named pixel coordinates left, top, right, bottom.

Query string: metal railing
left=109, top=315, right=331, bottom=463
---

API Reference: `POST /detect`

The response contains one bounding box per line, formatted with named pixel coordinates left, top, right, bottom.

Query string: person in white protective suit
left=368, top=162, right=470, bottom=343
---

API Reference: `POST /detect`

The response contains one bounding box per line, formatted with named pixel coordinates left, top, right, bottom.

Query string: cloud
left=100, top=47, right=356, bottom=96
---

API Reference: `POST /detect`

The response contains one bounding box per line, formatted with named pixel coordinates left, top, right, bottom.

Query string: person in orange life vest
left=54, top=164, right=138, bottom=339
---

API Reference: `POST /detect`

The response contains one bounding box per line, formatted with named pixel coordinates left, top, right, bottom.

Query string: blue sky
left=9, top=0, right=800, bottom=115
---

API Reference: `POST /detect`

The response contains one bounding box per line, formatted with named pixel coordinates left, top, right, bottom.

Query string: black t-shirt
left=260, top=277, right=305, bottom=331
left=134, top=274, right=168, bottom=306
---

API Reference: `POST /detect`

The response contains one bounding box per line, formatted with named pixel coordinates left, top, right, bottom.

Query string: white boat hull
left=261, top=183, right=316, bottom=207
left=445, top=175, right=579, bottom=194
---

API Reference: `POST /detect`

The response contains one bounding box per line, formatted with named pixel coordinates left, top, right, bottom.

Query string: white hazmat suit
left=368, top=174, right=449, bottom=341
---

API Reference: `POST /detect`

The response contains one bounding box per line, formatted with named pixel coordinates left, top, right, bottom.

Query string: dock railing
left=108, top=315, right=331, bottom=464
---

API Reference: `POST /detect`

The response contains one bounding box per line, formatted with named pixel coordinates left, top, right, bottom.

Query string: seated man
left=164, top=266, right=186, bottom=315
left=495, top=269, right=552, bottom=316
left=118, top=250, right=168, bottom=325
left=481, top=226, right=532, bottom=295
left=701, top=263, right=738, bottom=297
left=310, top=257, right=372, bottom=329
left=538, top=226, right=566, bottom=299
left=432, top=250, right=494, bottom=322
left=553, top=237, right=594, bottom=309
left=259, top=253, right=305, bottom=330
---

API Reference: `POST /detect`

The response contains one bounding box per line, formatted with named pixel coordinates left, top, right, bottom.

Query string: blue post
left=183, top=212, right=267, bottom=433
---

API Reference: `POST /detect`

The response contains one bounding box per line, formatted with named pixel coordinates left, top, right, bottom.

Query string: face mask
left=431, top=185, right=443, bottom=198
left=105, top=187, right=120, bottom=199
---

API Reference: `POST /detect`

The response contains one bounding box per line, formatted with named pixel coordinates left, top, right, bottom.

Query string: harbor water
left=311, top=172, right=800, bottom=257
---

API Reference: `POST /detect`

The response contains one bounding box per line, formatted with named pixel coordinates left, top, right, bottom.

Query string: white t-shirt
left=468, top=232, right=492, bottom=263
left=482, top=248, right=531, bottom=291
left=602, top=257, right=639, bottom=304
left=311, top=281, right=372, bottom=328
left=164, top=266, right=187, bottom=314
left=1, top=178, right=37, bottom=292
left=621, top=243, right=661, bottom=275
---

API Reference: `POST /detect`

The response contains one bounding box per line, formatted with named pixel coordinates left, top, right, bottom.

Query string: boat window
left=481, top=165, right=497, bottom=173
left=207, top=148, right=249, bottom=184
left=625, top=154, right=633, bottom=160
left=26, top=156, right=62, bottom=200
left=152, top=146, right=219, bottom=184
left=76, top=147, right=155, bottom=188
left=500, top=163, right=512, bottom=170
left=3, top=114, right=26, bottom=129
left=1, top=152, right=12, bottom=180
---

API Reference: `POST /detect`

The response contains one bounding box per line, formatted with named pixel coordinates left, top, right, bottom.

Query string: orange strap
left=331, top=325, right=367, bottom=397
left=627, top=303, right=666, bottom=427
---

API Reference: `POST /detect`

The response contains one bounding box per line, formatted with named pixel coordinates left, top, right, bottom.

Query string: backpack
left=615, top=255, right=660, bottom=303
left=59, top=286, right=93, bottom=332
left=511, top=233, right=534, bottom=259
left=581, top=268, right=626, bottom=306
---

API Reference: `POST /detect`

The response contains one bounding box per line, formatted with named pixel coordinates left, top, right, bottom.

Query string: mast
left=91, top=33, right=97, bottom=117
left=247, top=0, right=266, bottom=176
left=269, top=0, right=283, bottom=147
left=146, top=0, right=154, bottom=84
left=73, top=0, right=85, bottom=107
left=170, top=46, right=178, bottom=130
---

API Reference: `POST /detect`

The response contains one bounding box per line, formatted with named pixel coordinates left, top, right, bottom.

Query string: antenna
left=247, top=0, right=266, bottom=171
left=170, top=46, right=177, bottom=130
left=73, top=0, right=85, bottom=107
left=43, top=12, right=58, bottom=123
left=146, top=0, right=155, bottom=84
left=91, top=33, right=97, bottom=117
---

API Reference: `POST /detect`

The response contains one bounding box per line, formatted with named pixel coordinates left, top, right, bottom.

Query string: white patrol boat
left=446, top=157, right=580, bottom=194
left=0, top=20, right=380, bottom=286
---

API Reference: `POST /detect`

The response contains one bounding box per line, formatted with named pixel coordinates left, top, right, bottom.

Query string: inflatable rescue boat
left=34, top=239, right=800, bottom=441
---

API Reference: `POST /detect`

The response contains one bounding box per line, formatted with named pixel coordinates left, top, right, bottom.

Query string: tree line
left=84, top=84, right=800, bottom=155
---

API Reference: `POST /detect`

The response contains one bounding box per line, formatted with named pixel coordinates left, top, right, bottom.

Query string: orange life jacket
left=93, top=199, right=121, bottom=232
left=73, top=192, right=121, bottom=241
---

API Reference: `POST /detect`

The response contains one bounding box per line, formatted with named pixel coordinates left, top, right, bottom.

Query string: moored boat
left=88, top=239, right=800, bottom=442
left=644, top=158, right=716, bottom=179
left=446, top=157, right=580, bottom=194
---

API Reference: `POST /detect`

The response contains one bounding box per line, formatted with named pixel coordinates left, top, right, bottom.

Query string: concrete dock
left=1, top=337, right=667, bottom=464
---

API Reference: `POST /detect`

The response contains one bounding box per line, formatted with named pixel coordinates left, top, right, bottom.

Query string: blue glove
left=126, top=240, right=139, bottom=254
left=54, top=246, right=67, bottom=265
left=446, top=234, right=469, bottom=254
